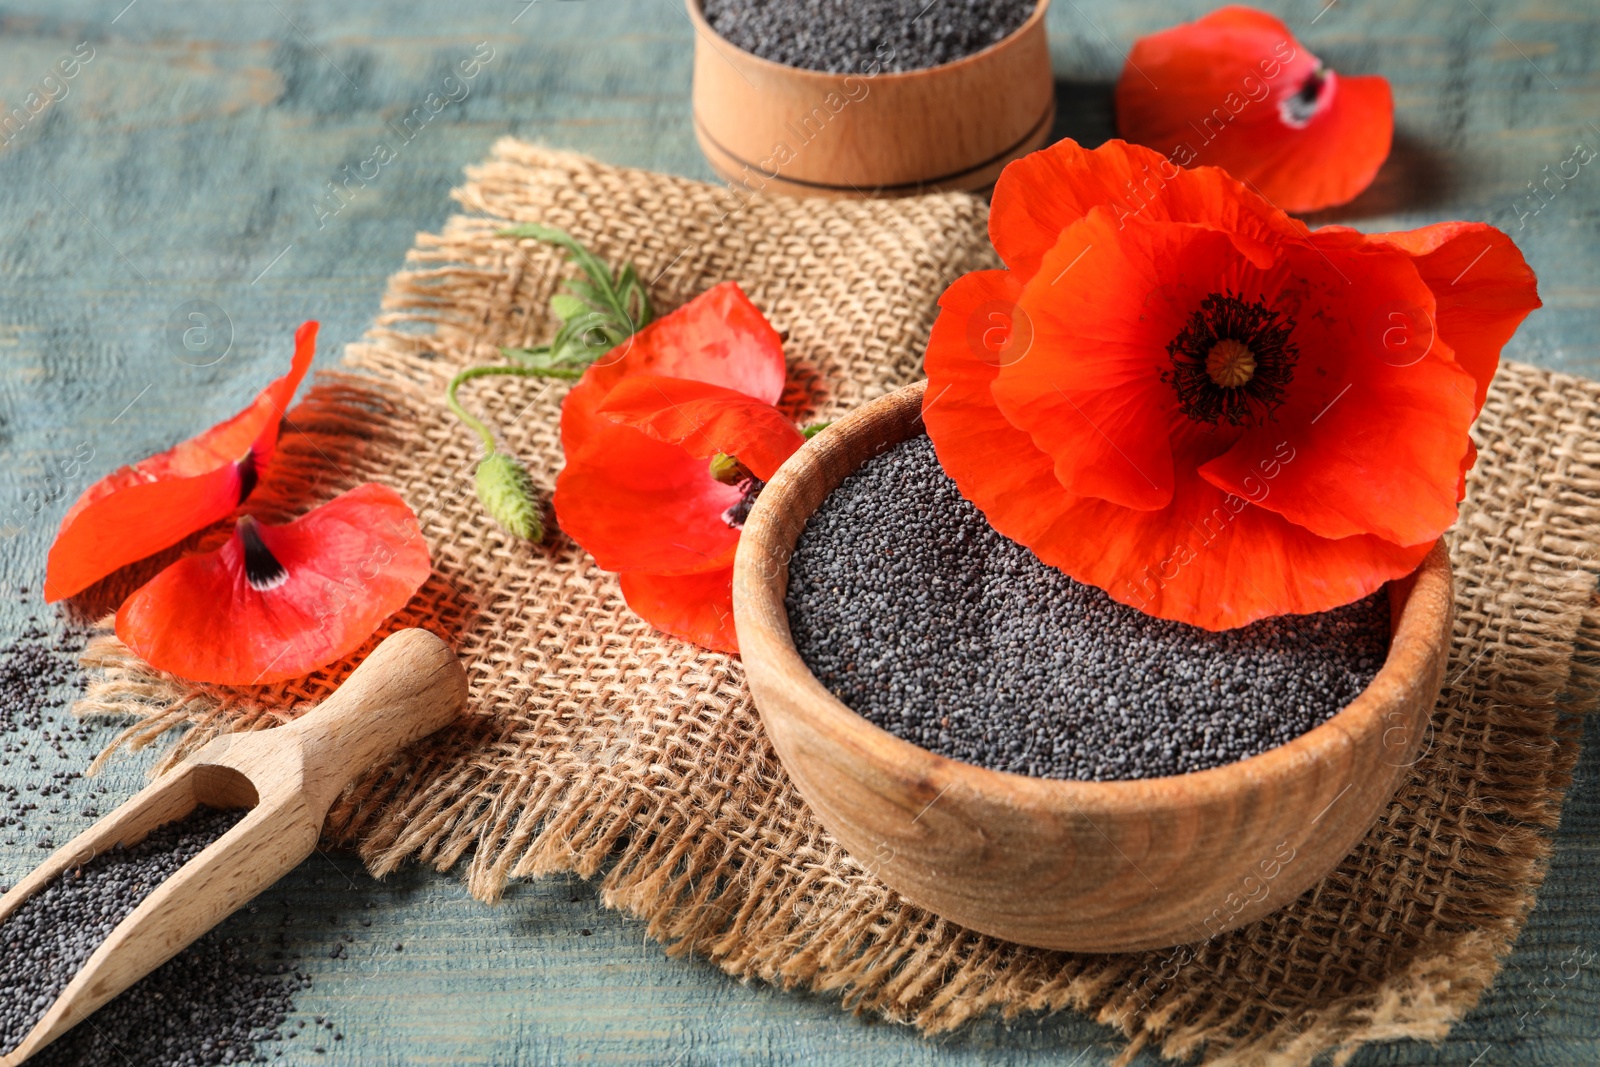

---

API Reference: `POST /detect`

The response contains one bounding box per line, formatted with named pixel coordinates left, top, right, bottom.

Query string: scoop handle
left=283, top=628, right=468, bottom=811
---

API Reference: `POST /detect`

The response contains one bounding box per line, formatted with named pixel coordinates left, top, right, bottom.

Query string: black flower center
left=1165, top=291, right=1298, bottom=427
left=721, top=477, right=765, bottom=529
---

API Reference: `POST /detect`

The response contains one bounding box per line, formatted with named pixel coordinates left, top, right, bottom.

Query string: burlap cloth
left=70, top=140, right=1600, bottom=1066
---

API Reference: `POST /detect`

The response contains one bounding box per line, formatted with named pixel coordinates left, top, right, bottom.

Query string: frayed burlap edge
left=69, top=141, right=1598, bottom=1065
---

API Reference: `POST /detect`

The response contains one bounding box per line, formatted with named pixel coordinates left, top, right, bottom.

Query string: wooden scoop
left=0, top=628, right=467, bottom=1066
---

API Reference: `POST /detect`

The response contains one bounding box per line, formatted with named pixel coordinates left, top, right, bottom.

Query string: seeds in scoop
left=0, top=806, right=246, bottom=1055
left=784, top=435, right=1391, bottom=782
left=702, top=0, right=1035, bottom=74
left=0, top=598, right=349, bottom=1065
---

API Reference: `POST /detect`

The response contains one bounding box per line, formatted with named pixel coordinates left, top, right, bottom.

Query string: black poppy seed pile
left=785, top=436, right=1391, bottom=781
left=702, top=0, right=1035, bottom=73
left=26, top=917, right=321, bottom=1067
left=0, top=806, right=246, bottom=1054
left=0, top=594, right=359, bottom=1065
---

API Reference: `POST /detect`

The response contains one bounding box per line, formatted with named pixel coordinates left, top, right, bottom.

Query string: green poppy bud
left=476, top=452, right=543, bottom=541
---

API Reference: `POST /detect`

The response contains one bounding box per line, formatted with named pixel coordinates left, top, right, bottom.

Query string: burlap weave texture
left=72, top=141, right=1597, bottom=1065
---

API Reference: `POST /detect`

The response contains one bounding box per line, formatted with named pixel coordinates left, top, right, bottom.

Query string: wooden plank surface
left=0, top=1, right=1596, bottom=1063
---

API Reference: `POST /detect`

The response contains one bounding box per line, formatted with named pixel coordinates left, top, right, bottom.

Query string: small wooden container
left=732, top=380, right=1454, bottom=953
left=688, top=0, right=1056, bottom=197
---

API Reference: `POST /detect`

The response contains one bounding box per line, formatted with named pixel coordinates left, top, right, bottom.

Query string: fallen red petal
left=115, top=482, right=430, bottom=684
left=46, top=321, right=317, bottom=602
left=1114, top=5, right=1394, bottom=214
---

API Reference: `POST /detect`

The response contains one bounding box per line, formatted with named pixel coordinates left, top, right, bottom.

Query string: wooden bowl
left=732, top=380, right=1454, bottom=952
left=688, top=0, right=1055, bottom=197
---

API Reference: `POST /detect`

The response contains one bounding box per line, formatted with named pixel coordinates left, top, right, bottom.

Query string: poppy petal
left=560, top=281, right=786, bottom=464
left=1237, top=74, right=1394, bottom=215
left=554, top=282, right=788, bottom=581
left=1188, top=4, right=1297, bottom=32
left=617, top=567, right=737, bottom=653
left=1318, top=222, right=1541, bottom=411
left=598, top=374, right=805, bottom=482
left=924, top=270, right=1049, bottom=517
left=1200, top=242, right=1479, bottom=546
left=1115, top=6, right=1393, bottom=214
left=554, top=427, right=743, bottom=576
left=115, top=483, right=430, bottom=685
left=987, top=138, right=1302, bottom=279
left=45, top=322, right=318, bottom=602
left=1038, top=471, right=1435, bottom=630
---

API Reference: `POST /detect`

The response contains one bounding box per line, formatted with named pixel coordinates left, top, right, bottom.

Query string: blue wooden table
left=1, top=1, right=1596, bottom=1063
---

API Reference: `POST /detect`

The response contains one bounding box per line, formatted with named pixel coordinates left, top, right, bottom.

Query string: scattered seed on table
left=785, top=435, right=1391, bottom=781
left=702, top=0, right=1036, bottom=74
left=27, top=917, right=316, bottom=1067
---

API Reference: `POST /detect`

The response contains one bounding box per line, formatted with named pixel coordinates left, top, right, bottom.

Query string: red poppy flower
left=45, top=321, right=318, bottom=602
left=924, top=138, right=1539, bottom=630
left=1115, top=6, right=1393, bottom=214
left=554, top=282, right=801, bottom=652
left=115, top=483, right=431, bottom=685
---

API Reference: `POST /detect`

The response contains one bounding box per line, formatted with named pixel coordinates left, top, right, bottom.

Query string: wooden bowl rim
left=686, top=0, right=1052, bottom=83
left=734, top=378, right=1454, bottom=817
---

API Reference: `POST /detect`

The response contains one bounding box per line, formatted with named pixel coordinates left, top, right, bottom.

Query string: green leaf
left=562, top=278, right=611, bottom=310
left=475, top=452, right=543, bottom=541
left=549, top=293, right=590, bottom=321
left=452, top=227, right=657, bottom=531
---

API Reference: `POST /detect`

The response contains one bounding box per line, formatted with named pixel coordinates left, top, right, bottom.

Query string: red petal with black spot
left=1115, top=5, right=1393, bottom=214
left=45, top=321, right=318, bottom=602
left=114, top=483, right=431, bottom=684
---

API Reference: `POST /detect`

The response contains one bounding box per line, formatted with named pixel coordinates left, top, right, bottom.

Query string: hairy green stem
left=447, top=364, right=565, bottom=452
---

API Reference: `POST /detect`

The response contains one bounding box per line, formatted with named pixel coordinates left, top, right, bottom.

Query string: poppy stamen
left=721, top=478, right=765, bottom=529
left=1166, top=291, right=1298, bottom=427
left=237, top=516, right=289, bottom=591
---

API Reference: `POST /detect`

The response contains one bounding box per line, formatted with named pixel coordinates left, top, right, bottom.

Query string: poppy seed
left=0, top=596, right=351, bottom=1067
left=0, top=807, right=246, bottom=1055
left=702, top=0, right=1036, bottom=74
left=784, top=435, right=1391, bottom=781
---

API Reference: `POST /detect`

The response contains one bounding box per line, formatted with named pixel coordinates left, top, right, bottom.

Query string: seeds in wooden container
left=702, top=0, right=1035, bottom=74
left=785, top=436, right=1390, bottom=782
left=0, top=806, right=246, bottom=1054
